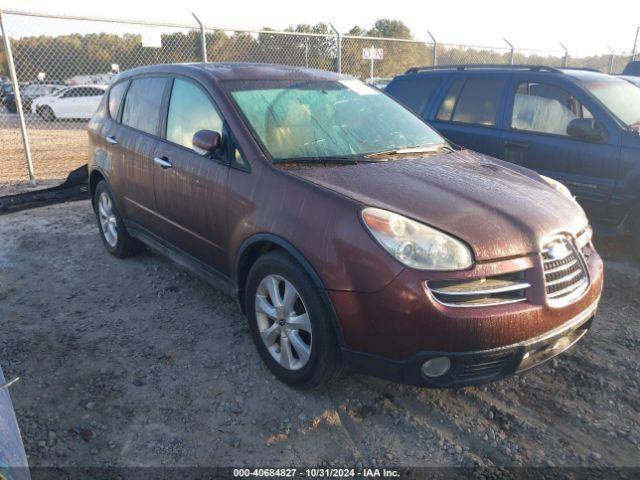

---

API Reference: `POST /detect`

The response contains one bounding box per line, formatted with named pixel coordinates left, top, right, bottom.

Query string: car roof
left=66, top=84, right=108, bottom=89
left=115, top=62, right=349, bottom=83
left=392, top=64, right=621, bottom=86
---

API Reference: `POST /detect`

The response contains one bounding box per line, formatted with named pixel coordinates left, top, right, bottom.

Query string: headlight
left=362, top=207, right=473, bottom=271
left=541, top=175, right=573, bottom=200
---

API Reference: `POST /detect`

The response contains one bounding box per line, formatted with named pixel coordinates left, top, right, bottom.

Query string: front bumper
left=341, top=299, right=597, bottom=388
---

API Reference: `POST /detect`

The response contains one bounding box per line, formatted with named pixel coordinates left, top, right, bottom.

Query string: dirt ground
left=0, top=112, right=87, bottom=187
left=0, top=200, right=639, bottom=471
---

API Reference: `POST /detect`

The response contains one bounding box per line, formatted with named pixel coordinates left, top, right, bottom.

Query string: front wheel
left=245, top=251, right=341, bottom=389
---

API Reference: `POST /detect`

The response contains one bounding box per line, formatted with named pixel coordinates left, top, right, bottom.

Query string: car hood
left=286, top=149, right=588, bottom=261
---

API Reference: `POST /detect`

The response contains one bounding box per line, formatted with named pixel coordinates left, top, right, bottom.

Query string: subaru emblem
left=548, top=242, right=570, bottom=260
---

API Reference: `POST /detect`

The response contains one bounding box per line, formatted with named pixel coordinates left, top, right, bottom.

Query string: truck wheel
left=245, top=251, right=341, bottom=389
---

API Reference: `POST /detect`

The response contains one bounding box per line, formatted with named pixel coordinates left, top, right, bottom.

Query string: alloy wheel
left=254, top=274, right=312, bottom=371
left=98, top=192, right=118, bottom=248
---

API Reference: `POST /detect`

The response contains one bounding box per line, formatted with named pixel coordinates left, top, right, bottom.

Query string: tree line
left=0, top=18, right=629, bottom=83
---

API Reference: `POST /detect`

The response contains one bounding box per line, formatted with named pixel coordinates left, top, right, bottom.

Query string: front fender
left=226, top=162, right=404, bottom=293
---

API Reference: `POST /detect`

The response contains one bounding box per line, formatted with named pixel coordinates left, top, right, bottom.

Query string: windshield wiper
left=363, top=143, right=453, bottom=158
left=274, top=156, right=386, bottom=165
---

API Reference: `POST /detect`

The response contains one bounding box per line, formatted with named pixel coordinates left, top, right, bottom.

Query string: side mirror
left=567, top=118, right=605, bottom=143
left=192, top=130, right=221, bottom=153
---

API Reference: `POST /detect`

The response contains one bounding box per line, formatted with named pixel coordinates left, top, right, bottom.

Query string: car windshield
left=225, top=79, right=445, bottom=162
left=585, top=78, right=640, bottom=126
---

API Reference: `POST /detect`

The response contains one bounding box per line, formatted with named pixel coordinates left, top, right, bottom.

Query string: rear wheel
left=38, top=105, right=55, bottom=121
left=245, top=251, right=341, bottom=389
left=93, top=180, right=143, bottom=258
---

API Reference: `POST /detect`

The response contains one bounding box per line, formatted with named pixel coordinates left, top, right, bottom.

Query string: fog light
left=421, top=357, right=451, bottom=378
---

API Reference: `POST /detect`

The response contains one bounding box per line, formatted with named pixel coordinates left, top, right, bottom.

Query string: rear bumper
left=341, top=299, right=597, bottom=388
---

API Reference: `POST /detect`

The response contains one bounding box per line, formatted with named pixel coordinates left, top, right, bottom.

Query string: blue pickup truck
left=385, top=65, right=640, bottom=247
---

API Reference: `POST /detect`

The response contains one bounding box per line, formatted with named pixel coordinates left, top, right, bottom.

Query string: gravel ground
left=0, top=112, right=87, bottom=187
left=0, top=200, right=639, bottom=470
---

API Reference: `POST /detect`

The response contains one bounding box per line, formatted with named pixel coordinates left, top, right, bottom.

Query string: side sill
left=124, top=220, right=237, bottom=299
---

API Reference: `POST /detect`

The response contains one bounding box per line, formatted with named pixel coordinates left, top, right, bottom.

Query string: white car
left=31, top=84, right=107, bottom=121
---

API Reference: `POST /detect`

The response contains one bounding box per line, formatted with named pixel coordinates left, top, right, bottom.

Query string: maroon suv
left=87, top=63, right=603, bottom=389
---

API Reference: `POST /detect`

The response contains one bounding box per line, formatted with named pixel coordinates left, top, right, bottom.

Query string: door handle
left=504, top=140, right=530, bottom=149
left=105, top=135, right=118, bottom=144
left=153, top=156, right=173, bottom=169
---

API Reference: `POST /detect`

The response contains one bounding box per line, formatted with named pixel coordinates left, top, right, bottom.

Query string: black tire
left=245, top=251, right=341, bottom=389
left=93, top=180, right=144, bottom=258
left=38, top=105, right=55, bottom=121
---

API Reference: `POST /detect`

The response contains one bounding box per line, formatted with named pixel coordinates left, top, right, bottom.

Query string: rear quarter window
left=385, top=77, right=441, bottom=115
left=108, top=81, right=129, bottom=120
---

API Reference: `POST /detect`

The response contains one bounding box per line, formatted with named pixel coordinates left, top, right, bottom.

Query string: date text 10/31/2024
left=233, top=468, right=401, bottom=478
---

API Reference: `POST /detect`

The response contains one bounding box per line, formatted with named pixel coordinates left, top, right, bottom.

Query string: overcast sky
left=4, top=0, right=639, bottom=57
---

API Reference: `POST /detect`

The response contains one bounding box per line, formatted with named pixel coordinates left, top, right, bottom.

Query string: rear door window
left=121, top=77, right=167, bottom=136
left=436, top=78, right=504, bottom=126
left=386, top=77, right=441, bottom=114
left=88, top=87, right=105, bottom=97
left=62, top=88, right=79, bottom=98
left=511, top=81, right=593, bottom=135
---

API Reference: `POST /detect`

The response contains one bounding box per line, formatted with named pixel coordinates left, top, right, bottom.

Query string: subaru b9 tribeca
left=87, top=63, right=603, bottom=389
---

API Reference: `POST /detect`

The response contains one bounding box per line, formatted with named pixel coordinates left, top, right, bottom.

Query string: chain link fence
left=0, top=9, right=637, bottom=189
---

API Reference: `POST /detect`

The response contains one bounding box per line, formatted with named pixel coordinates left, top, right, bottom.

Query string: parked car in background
left=1, top=82, right=14, bottom=111
left=2, top=83, right=64, bottom=114
left=386, top=65, right=640, bottom=249
left=619, top=75, right=640, bottom=87
left=32, top=84, right=107, bottom=121
left=0, top=367, right=30, bottom=480
left=18, top=83, right=65, bottom=111
left=621, top=60, right=640, bottom=77
left=87, top=63, right=602, bottom=389
left=1, top=81, right=11, bottom=96
left=367, top=77, right=393, bottom=89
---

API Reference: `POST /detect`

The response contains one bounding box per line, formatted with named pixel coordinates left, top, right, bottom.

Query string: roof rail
left=558, top=66, right=601, bottom=73
left=405, top=64, right=564, bottom=74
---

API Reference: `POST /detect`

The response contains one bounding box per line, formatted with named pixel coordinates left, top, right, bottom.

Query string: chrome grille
left=428, top=271, right=529, bottom=307
left=542, top=237, right=588, bottom=306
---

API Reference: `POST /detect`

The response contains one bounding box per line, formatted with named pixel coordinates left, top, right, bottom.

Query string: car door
left=76, top=87, right=103, bottom=118
left=427, top=75, right=506, bottom=158
left=152, top=77, right=230, bottom=270
left=55, top=87, right=79, bottom=118
left=499, top=76, right=620, bottom=222
left=116, top=76, right=170, bottom=233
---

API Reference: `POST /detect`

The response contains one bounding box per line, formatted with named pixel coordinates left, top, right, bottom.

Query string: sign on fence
left=362, top=47, right=383, bottom=60
left=141, top=29, right=162, bottom=48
